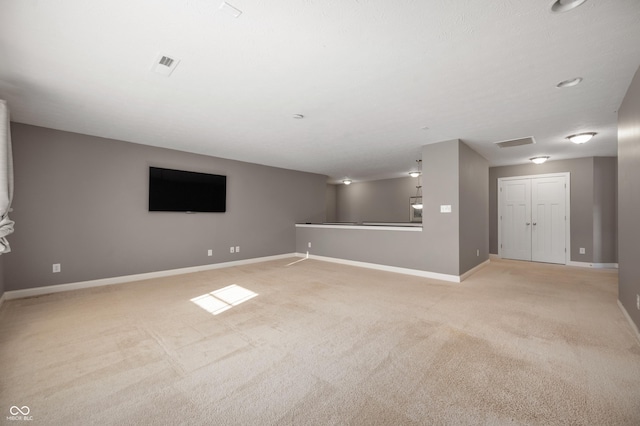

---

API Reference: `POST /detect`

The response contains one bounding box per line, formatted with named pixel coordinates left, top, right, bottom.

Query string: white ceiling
left=1, top=0, right=640, bottom=182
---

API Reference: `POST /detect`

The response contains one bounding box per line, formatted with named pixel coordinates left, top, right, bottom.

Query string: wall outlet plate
left=235, top=246, right=240, bottom=253
left=440, top=205, right=452, bottom=213
left=230, top=247, right=234, bottom=253
left=52, top=263, right=61, bottom=273
left=207, top=249, right=213, bottom=256
left=579, top=248, right=586, bottom=254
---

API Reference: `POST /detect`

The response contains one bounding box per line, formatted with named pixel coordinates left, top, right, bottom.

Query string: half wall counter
left=294, top=222, right=442, bottom=279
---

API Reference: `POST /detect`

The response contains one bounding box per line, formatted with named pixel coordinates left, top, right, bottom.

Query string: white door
left=501, top=179, right=531, bottom=261
left=500, top=175, right=567, bottom=264
left=531, top=176, right=566, bottom=264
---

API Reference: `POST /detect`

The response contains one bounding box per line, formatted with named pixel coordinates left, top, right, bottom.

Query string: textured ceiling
left=1, top=0, right=639, bottom=182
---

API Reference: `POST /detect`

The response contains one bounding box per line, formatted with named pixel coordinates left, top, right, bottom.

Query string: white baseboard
left=567, top=261, right=619, bottom=269
left=493, top=254, right=618, bottom=270
left=618, top=300, right=640, bottom=344
left=295, top=252, right=466, bottom=283
left=460, top=259, right=491, bottom=281
left=4, top=253, right=297, bottom=301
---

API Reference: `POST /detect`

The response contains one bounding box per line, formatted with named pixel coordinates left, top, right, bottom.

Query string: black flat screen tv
left=149, top=166, right=226, bottom=212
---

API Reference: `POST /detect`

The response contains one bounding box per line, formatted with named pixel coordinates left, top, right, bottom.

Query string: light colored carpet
left=1, top=258, right=639, bottom=425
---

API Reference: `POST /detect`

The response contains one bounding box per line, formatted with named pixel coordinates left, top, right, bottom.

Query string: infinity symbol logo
left=10, top=406, right=30, bottom=415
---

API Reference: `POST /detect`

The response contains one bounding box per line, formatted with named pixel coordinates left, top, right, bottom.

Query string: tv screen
left=149, top=167, right=226, bottom=212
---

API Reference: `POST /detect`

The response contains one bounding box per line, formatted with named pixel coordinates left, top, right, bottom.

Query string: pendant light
left=411, top=160, right=423, bottom=209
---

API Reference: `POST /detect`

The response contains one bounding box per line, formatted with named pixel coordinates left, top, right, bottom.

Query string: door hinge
left=501, top=244, right=503, bottom=249
left=500, top=187, right=502, bottom=192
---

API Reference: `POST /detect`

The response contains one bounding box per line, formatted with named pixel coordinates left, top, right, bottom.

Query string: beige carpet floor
left=1, top=258, right=639, bottom=425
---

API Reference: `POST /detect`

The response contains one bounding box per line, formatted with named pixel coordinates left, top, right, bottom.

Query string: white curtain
left=0, top=100, right=15, bottom=254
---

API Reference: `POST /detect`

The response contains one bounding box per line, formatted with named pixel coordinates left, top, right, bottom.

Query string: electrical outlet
left=637, top=294, right=639, bottom=310
left=52, top=263, right=61, bottom=273
left=207, top=249, right=212, bottom=256
left=579, top=248, right=585, bottom=254
left=308, top=242, right=311, bottom=248
left=235, top=246, right=240, bottom=253
left=230, top=247, right=234, bottom=254
left=476, top=249, right=480, bottom=257
left=440, top=205, right=452, bottom=213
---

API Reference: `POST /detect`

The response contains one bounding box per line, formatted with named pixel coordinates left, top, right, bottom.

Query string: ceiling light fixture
left=411, top=159, right=423, bottom=209
left=556, top=77, right=583, bottom=88
left=343, top=179, right=352, bottom=185
left=293, top=114, right=304, bottom=119
left=551, top=0, right=587, bottom=13
left=530, top=156, right=550, bottom=164
left=409, top=159, right=422, bottom=177
left=567, top=132, right=596, bottom=144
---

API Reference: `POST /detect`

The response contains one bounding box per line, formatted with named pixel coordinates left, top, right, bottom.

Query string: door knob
left=533, top=222, right=537, bottom=226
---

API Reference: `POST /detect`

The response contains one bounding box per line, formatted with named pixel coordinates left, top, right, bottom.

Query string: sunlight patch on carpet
left=190, top=284, right=258, bottom=315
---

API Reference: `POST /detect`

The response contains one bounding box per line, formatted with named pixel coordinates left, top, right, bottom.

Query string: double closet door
left=499, top=174, right=568, bottom=264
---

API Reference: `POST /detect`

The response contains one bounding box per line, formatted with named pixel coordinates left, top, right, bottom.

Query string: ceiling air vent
left=159, top=56, right=174, bottom=67
left=152, top=54, right=180, bottom=77
left=494, top=137, right=536, bottom=148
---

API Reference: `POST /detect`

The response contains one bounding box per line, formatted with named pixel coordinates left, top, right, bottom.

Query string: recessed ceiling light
left=293, top=114, right=304, bottom=119
left=421, top=126, right=429, bottom=130
left=567, top=132, right=596, bottom=144
left=551, top=0, right=587, bottom=13
left=343, top=179, right=352, bottom=185
left=556, top=77, right=583, bottom=88
left=530, top=156, right=550, bottom=164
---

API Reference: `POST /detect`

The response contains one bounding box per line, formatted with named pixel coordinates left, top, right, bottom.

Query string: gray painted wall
left=459, top=142, right=489, bottom=273
left=618, top=65, right=640, bottom=331
left=302, top=139, right=489, bottom=277
left=593, top=157, right=617, bottom=263
left=6, top=123, right=327, bottom=291
left=336, top=177, right=418, bottom=223
left=489, top=158, right=618, bottom=263
left=325, top=184, right=337, bottom=222
left=296, top=227, right=425, bottom=270
left=421, top=140, right=460, bottom=275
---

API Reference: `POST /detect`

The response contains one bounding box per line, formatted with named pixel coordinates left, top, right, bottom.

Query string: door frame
left=498, top=172, right=571, bottom=264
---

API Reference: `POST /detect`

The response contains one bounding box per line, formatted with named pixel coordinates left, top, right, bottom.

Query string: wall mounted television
left=149, top=166, right=226, bottom=212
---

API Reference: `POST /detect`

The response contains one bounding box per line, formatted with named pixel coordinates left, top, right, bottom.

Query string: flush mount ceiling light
left=551, top=0, right=588, bottom=13
left=293, top=114, right=304, bottom=119
left=556, top=77, right=583, bottom=88
left=530, top=156, right=550, bottom=164
left=567, top=132, right=596, bottom=144
left=343, top=179, right=352, bottom=185
left=409, top=159, right=422, bottom=177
